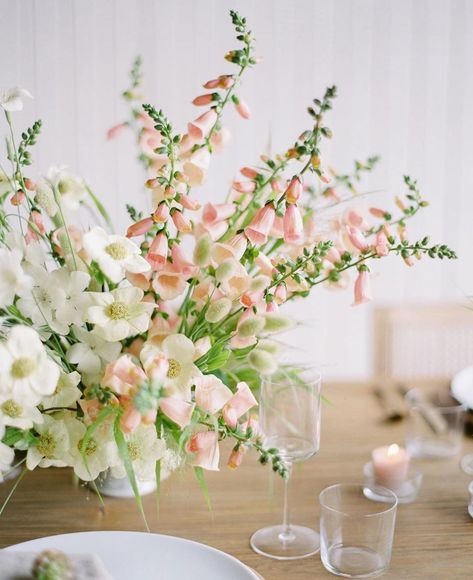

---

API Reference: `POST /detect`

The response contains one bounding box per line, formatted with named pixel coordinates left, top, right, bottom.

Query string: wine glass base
left=250, top=524, right=320, bottom=560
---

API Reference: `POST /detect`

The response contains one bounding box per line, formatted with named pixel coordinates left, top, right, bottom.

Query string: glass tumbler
left=319, top=483, right=397, bottom=578
left=405, top=388, right=466, bottom=459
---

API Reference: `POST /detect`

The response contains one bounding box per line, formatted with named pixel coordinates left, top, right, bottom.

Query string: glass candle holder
left=319, top=483, right=397, bottom=578
left=405, top=388, right=466, bottom=459
left=363, top=461, right=422, bottom=504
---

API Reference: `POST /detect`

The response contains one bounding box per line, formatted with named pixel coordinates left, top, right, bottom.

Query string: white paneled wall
left=1, top=0, right=472, bottom=378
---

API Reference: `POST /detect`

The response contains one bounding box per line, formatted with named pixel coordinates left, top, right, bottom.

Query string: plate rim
left=5, top=530, right=259, bottom=580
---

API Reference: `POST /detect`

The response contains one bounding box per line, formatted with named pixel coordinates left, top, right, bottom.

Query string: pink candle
left=372, top=444, right=410, bottom=486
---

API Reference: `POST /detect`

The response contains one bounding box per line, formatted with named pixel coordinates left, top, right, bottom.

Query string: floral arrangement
left=0, top=11, right=455, bottom=520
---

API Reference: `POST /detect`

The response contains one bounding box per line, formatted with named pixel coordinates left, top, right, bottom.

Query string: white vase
left=93, top=470, right=157, bottom=498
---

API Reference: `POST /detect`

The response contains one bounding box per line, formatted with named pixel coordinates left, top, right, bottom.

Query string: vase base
left=92, top=473, right=157, bottom=498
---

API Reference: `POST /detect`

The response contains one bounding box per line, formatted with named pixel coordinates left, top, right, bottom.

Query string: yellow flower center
left=57, top=179, right=70, bottom=194
left=11, top=357, right=36, bottom=379
left=106, top=301, right=129, bottom=320
left=105, top=242, right=129, bottom=261
left=37, top=433, right=56, bottom=458
left=1, top=399, right=22, bottom=418
left=127, top=441, right=141, bottom=461
left=78, top=437, right=97, bottom=456
left=166, top=358, right=182, bottom=379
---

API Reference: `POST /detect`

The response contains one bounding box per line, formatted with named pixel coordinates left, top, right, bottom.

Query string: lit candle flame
left=387, top=443, right=400, bottom=457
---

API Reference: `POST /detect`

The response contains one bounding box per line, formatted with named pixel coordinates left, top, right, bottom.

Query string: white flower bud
left=215, top=258, right=238, bottom=283
left=35, top=181, right=58, bottom=217
left=257, top=339, right=280, bottom=355
left=250, top=275, right=271, bottom=293
left=237, top=315, right=266, bottom=338
left=205, top=297, right=232, bottom=323
left=193, top=234, right=212, bottom=267
left=264, top=313, right=295, bottom=334
left=248, top=349, right=278, bottom=375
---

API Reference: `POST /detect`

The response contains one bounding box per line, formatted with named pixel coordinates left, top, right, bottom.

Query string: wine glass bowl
left=250, top=366, right=322, bottom=560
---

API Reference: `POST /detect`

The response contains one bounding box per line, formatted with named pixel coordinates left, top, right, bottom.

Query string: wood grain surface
left=0, top=382, right=472, bottom=579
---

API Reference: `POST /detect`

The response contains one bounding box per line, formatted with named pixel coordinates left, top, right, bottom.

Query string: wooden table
left=1, top=382, right=472, bottom=579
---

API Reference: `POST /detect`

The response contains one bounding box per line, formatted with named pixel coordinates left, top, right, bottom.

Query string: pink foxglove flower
left=285, top=176, right=303, bottom=204
left=234, top=97, right=251, bottom=119
left=171, top=244, right=198, bottom=278
left=352, top=267, right=372, bottom=306
left=101, top=355, right=147, bottom=396
left=232, top=181, right=256, bottom=194
left=210, top=127, right=231, bottom=153
left=369, top=207, right=387, bottom=219
left=266, top=301, right=278, bottom=312
left=188, top=431, right=220, bottom=471
left=153, top=264, right=188, bottom=300
left=194, top=374, right=232, bottom=414
left=274, top=284, right=287, bottom=304
left=374, top=231, right=389, bottom=257
left=106, top=122, right=127, bottom=140
left=120, top=402, right=141, bottom=434
left=211, top=233, right=247, bottom=263
left=244, top=204, right=276, bottom=245
left=283, top=204, right=304, bottom=244
left=126, top=217, right=154, bottom=238
left=228, top=446, right=247, bottom=469
left=183, top=148, right=211, bottom=186
left=240, top=167, right=259, bottom=179
left=192, top=93, right=218, bottom=106
left=346, top=226, right=369, bottom=252
left=153, top=203, right=170, bottom=223
left=160, top=397, right=195, bottom=428
left=147, top=232, right=168, bottom=271
left=222, top=382, right=258, bottom=429
left=187, top=109, right=218, bottom=140
left=203, top=202, right=235, bottom=225
left=270, top=215, right=284, bottom=239
left=172, top=211, right=193, bottom=234
left=179, top=195, right=201, bottom=211
left=10, top=190, right=25, bottom=206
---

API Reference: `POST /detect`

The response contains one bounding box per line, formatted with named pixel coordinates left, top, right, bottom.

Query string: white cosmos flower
left=66, top=325, right=121, bottom=381
left=0, top=87, right=33, bottom=112
left=17, top=266, right=69, bottom=335
left=0, top=393, right=43, bottom=429
left=140, top=334, right=199, bottom=399
left=53, top=268, right=90, bottom=328
left=0, top=325, right=59, bottom=406
left=64, top=415, right=115, bottom=481
left=110, top=425, right=166, bottom=482
left=0, top=418, right=14, bottom=481
left=46, top=166, right=86, bottom=211
left=86, top=286, right=154, bottom=342
left=41, top=370, right=81, bottom=410
left=0, top=248, right=32, bottom=308
left=4, top=231, right=48, bottom=267
left=83, top=227, right=150, bottom=284
left=26, top=413, right=70, bottom=469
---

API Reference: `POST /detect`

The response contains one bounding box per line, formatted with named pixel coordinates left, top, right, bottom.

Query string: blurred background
left=1, top=0, right=472, bottom=380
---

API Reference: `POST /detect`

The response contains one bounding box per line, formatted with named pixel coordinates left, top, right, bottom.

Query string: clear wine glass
left=250, top=366, right=322, bottom=560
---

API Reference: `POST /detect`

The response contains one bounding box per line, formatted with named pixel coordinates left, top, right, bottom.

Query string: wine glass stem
left=279, top=462, right=295, bottom=543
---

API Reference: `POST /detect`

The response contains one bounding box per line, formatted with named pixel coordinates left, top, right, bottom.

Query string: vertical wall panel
left=0, top=0, right=471, bottom=378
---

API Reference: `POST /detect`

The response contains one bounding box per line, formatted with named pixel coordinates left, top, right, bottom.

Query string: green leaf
left=113, top=414, right=149, bottom=531
left=194, top=466, right=212, bottom=512
left=155, top=459, right=161, bottom=517
left=85, top=184, right=114, bottom=233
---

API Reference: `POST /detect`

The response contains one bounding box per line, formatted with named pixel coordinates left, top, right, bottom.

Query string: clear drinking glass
left=405, top=388, right=466, bottom=459
left=250, top=367, right=322, bottom=560
left=320, top=483, right=398, bottom=578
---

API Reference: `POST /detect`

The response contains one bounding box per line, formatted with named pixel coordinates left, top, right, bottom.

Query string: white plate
left=5, top=531, right=259, bottom=580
